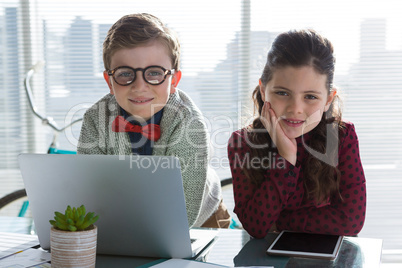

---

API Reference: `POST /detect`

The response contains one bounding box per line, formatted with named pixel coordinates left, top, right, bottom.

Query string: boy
left=77, top=13, right=230, bottom=228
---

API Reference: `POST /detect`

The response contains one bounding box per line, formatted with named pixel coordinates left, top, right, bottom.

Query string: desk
left=1, top=218, right=382, bottom=267
left=206, top=229, right=383, bottom=267
left=96, top=229, right=382, bottom=267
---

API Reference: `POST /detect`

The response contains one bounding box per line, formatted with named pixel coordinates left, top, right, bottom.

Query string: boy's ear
left=103, top=71, right=114, bottom=94
left=170, top=70, right=182, bottom=94
left=259, top=79, right=266, bottom=102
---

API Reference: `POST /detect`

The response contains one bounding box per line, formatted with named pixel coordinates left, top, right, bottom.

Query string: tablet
left=266, top=231, right=344, bottom=260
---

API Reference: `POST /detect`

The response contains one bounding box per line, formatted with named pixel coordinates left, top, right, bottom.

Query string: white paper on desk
left=0, top=248, right=50, bottom=268
left=150, top=259, right=230, bottom=267
left=150, top=259, right=273, bottom=268
left=0, top=232, right=39, bottom=259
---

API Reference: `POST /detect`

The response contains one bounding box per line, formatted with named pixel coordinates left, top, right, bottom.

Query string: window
left=1, top=0, right=401, bottom=262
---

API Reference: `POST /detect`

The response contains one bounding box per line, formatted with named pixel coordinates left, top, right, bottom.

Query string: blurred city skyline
left=1, top=8, right=401, bottom=171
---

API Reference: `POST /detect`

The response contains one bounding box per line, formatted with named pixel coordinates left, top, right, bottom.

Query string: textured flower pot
left=50, top=225, right=97, bottom=268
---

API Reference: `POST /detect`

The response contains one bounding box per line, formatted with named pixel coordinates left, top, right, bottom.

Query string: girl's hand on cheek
left=261, top=101, right=297, bottom=166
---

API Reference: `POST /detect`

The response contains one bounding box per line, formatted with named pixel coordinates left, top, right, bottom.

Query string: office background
left=1, top=0, right=401, bottom=264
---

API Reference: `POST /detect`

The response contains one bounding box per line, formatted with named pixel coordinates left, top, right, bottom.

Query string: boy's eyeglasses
left=107, top=66, right=175, bottom=86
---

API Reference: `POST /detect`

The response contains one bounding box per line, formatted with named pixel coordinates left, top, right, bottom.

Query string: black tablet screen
left=271, top=232, right=340, bottom=254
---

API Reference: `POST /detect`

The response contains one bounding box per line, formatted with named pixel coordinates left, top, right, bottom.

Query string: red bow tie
left=111, top=116, right=161, bottom=142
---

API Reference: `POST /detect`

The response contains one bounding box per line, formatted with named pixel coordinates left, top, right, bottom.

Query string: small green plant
left=49, top=205, right=99, bottom=232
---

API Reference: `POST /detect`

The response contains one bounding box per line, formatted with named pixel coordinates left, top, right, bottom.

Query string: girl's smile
left=282, top=118, right=305, bottom=128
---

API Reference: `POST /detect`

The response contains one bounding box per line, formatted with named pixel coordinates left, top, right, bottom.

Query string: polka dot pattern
left=227, top=122, right=366, bottom=239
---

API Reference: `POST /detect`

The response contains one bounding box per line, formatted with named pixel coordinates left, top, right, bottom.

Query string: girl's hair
left=103, top=13, right=180, bottom=71
left=248, top=29, right=344, bottom=203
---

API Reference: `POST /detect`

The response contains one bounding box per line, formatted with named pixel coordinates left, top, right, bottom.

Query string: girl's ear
left=170, top=70, right=182, bottom=94
left=259, top=79, right=266, bottom=102
left=103, top=71, right=114, bottom=94
left=324, top=88, right=337, bottom=112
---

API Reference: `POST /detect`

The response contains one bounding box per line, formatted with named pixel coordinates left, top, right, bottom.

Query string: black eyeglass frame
left=107, top=65, right=175, bottom=86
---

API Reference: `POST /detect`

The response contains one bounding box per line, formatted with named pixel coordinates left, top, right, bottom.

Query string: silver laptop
left=18, top=154, right=218, bottom=259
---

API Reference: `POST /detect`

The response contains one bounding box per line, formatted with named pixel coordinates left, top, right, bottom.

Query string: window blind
left=1, top=0, right=401, bottom=262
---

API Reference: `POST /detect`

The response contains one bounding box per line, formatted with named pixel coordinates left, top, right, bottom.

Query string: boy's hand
left=261, top=101, right=297, bottom=166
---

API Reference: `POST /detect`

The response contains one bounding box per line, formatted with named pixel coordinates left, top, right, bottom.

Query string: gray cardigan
left=77, top=89, right=221, bottom=227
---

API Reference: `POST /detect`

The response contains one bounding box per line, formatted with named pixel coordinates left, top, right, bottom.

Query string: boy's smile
left=104, top=41, right=181, bottom=121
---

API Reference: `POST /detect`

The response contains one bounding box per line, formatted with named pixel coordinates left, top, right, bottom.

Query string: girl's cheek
left=307, top=109, right=324, bottom=124
left=266, top=91, right=275, bottom=102
left=269, top=104, right=280, bottom=118
left=267, top=97, right=279, bottom=111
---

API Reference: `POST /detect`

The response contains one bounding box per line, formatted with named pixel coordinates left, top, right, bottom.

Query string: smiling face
left=260, top=65, right=335, bottom=139
left=104, top=41, right=181, bottom=121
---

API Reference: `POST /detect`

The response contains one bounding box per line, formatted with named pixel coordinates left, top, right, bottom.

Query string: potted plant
left=49, top=205, right=99, bottom=268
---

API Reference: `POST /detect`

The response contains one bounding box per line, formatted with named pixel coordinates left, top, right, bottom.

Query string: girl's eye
left=305, top=94, right=318, bottom=100
left=275, top=91, right=289, bottom=96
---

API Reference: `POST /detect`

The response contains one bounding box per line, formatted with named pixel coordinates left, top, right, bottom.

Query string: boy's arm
left=165, top=116, right=209, bottom=227
left=77, top=110, right=106, bottom=155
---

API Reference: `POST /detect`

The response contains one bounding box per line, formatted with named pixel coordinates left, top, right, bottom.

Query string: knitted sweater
left=77, top=89, right=221, bottom=227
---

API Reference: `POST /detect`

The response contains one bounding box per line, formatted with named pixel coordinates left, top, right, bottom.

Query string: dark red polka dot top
left=227, top=122, right=366, bottom=239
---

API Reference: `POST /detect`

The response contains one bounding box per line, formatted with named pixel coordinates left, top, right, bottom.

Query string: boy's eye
left=114, top=68, right=134, bottom=78
left=148, top=71, right=163, bottom=77
left=118, top=72, right=133, bottom=78
left=145, top=67, right=165, bottom=80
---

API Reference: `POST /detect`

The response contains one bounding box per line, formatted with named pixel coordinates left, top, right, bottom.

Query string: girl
left=227, top=29, right=366, bottom=238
